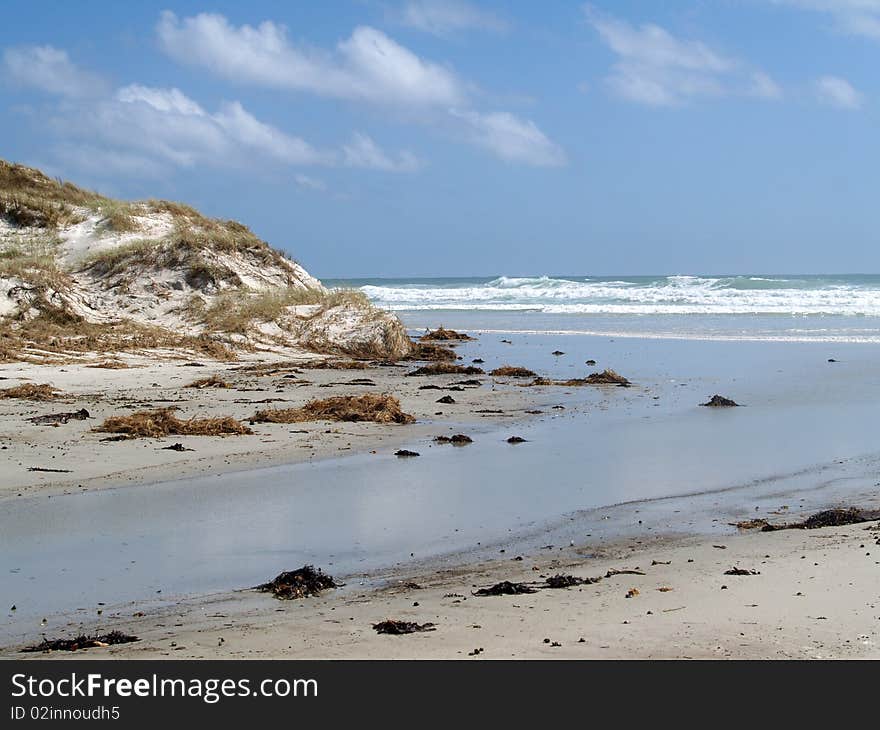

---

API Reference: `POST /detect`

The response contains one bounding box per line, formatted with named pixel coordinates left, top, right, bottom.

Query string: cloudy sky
left=2, top=1, right=878, bottom=277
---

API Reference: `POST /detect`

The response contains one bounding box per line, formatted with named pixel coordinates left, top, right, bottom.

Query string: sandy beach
left=3, top=329, right=880, bottom=660
left=7, top=508, right=879, bottom=660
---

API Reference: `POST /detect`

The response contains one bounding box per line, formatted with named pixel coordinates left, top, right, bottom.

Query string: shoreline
left=7, top=495, right=878, bottom=659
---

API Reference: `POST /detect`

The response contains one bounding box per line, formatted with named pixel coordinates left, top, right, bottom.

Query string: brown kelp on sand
left=257, top=565, right=339, bottom=600
left=96, top=408, right=253, bottom=438
left=251, top=394, right=415, bottom=424
left=490, top=365, right=537, bottom=377
left=0, top=383, right=61, bottom=400
left=373, top=620, right=437, bottom=634
left=419, top=327, right=474, bottom=342
left=406, top=363, right=484, bottom=377
left=761, top=507, right=880, bottom=531
left=407, top=342, right=457, bottom=361
left=520, top=369, right=632, bottom=388
left=22, top=631, right=139, bottom=653
left=185, top=374, right=231, bottom=389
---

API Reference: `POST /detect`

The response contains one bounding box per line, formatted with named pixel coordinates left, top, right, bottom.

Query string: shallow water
left=3, top=331, right=880, bottom=645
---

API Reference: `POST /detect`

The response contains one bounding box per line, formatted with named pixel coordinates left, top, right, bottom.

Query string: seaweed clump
left=251, top=394, right=414, bottom=425
left=22, top=631, right=138, bottom=653
left=473, top=581, right=537, bottom=596
left=701, top=395, right=739, bottom=407
left=0, top=383, right=60, bottom=400
left=257, top=565, right=338, bottom=600
left=490, top=366, right=537, bottom=377
left=372, top=620, right=436, bottom=634
left=406, top=363, right=484, bottom=377
left=420, top=327, right=474, bottom=341
left=96, top=408, right=253, bottom=438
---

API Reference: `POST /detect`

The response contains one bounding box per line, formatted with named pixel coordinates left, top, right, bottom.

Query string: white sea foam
left=360, top=275, right=880, bottom=316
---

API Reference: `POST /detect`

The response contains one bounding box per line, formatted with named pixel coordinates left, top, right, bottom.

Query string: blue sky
left=1, top=1, right=878, bottom=277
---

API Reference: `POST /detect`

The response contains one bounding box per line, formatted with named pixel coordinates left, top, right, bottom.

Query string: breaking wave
left=359, top=275, right=880, bottom=316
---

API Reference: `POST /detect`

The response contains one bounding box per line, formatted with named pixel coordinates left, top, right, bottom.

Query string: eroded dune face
left=0, top=160, right=410, bottom=362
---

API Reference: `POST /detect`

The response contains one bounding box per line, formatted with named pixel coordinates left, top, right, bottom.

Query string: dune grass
left=0, top=160, right=104, bottom=228
left=98, top=201, right=140, bottom=233
left=200, top=287, right=326, bottom=333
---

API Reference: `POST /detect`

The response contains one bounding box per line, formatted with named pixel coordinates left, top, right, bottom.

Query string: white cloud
left=587, top=9, right=780, bottom=106
left=398, top=0, right=508, bottom=35
left=295, top=173, right=327, bottom=191
left=17, top=70, right=420, bottom=177
left=749, top=71, right=783, bottom=99
left=343, top=132, right=421, bottom=172
left=773, top=1, right=880, bottom=39
left=116, top=84, right=205, bottom=115
left=814, top=75, right=864, bottom=108
left=2, top=45, right=107, bottom=98
left=450, top=109, right=566, bottom=167
left=155, top=11, right=564, bottom=167
left=156, top=11, right=465, bottom=106
left=213, top=101, right=332, bottom=165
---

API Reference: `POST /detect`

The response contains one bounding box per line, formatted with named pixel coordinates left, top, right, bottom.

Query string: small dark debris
left=701, top=395, right=740, bottom=407
left=372, top=620, right=436, bottom=635
left=451, top=379, right=483, bottom=387
left=395, top=449, right=420, bottom=458
left=27, top=467, right=72, bottom=473
left=506, top=436, right=527, bottom=444
left=732, top=518, right=770, bottom=530
left=724, top=567, right=760, bottom=575
left=436, top=395, right=456, bottom=404
left=162, top=443, right=194, bottom=452
left=473, top=581, right=537, bottom=596
left=22, top=631, right=138, bottom=653
left=28, top=409, right=90, bottom=425
left=605, top=569, right=645, bottom=578
left=552, top=351, right=565, bottom=356
left=585, top=360, right=596, bottom=366
left=472, top=359, right=484, bottom=364
left=545, top=574, right=598, bottom=589
left=434, top=434, right=472, bottom=445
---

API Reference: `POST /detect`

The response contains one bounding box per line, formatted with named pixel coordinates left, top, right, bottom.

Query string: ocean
left=327, top=274, right=880, bottom=342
